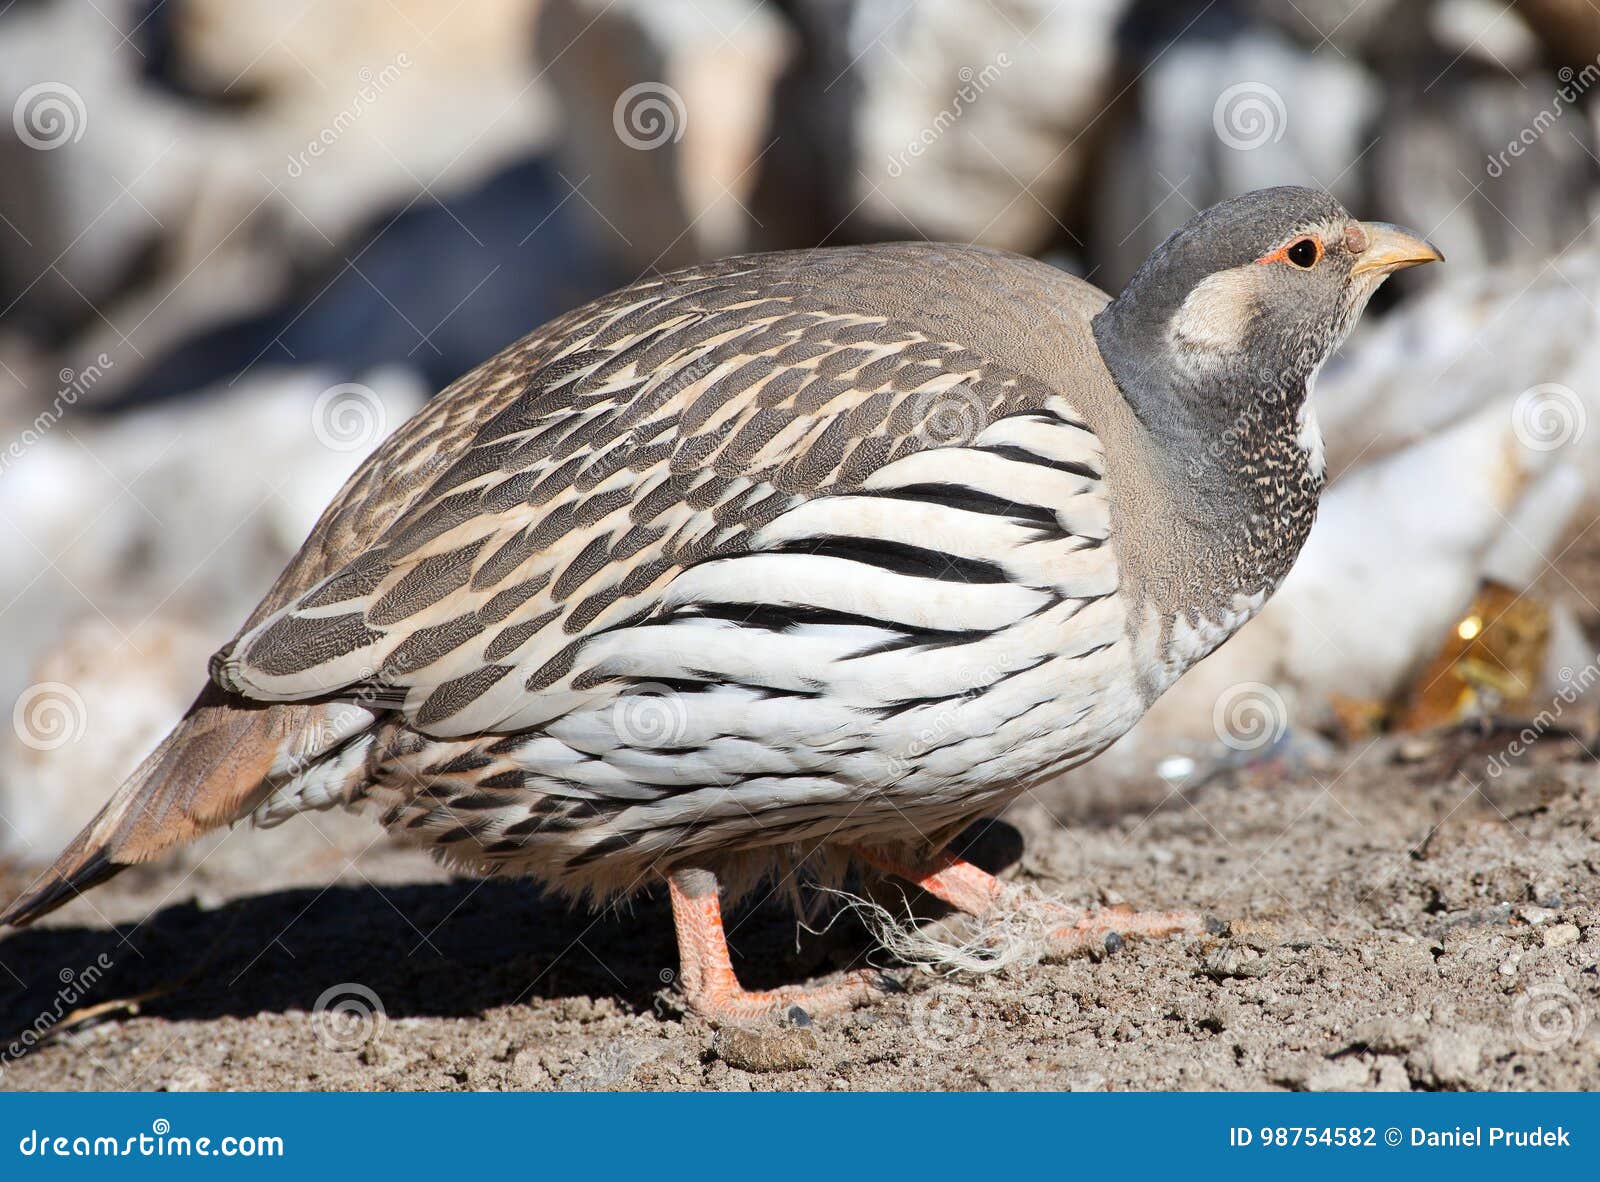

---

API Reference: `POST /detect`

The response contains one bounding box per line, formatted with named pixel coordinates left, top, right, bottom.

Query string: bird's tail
left=0, top=685, right=320, bottom=928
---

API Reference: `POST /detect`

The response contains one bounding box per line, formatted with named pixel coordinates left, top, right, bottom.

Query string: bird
left=1, top=186, right=1440, bottom=1026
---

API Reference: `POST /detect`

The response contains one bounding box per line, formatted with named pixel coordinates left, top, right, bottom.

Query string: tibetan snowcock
left=4, top=187, right=1440, bottom=1025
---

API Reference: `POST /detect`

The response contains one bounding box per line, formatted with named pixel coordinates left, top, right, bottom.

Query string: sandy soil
left=1, top=722, right=1596, bottom=1092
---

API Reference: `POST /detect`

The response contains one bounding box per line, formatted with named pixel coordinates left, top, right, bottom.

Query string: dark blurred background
left=3, top=0, right=1600, bottom=861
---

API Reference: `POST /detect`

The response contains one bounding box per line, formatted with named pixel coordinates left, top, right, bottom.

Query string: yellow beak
left=1351, top=222, right=1444, bottom=276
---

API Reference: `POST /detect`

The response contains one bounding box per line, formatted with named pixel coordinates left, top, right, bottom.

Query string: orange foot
left=667, top=868, right=895, bottom=1026
left=857, top=846, right=1215, bottom=959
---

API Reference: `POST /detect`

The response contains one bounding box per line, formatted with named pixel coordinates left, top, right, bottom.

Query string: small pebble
left=1544, top=923, right=1581, bottom=949
left=1204, top=943, right=1268, bottom=980
left=1156, top=756, right=1195, bottom=783
left=509, top=1049, right=547, bottom=1090
left=1396, top=736, right=1438, bottom=762
left=1304, top=1057, right=1370, bottom=1092
left=162, top=1066, right=213, bottom=1093
left=1372, top=1056, right=1412, bottom=1092
left=1406, top=1031, right=1482, bottom=1090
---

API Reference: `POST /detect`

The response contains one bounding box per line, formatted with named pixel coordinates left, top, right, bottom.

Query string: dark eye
left=1286, top=237, right=1320, bottom=268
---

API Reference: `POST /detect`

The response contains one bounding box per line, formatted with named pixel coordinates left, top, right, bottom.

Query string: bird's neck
left=1092, top=310, right=1326, bottom=608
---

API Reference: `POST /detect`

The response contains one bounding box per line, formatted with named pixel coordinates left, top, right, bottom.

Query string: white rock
left=1544, top=923, right=1582, bottom=948
left=0, top=367, right=425, bottom=864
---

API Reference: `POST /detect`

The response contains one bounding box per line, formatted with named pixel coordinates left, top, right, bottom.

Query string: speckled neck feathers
left=1091, top=295, right=1327, bottom=616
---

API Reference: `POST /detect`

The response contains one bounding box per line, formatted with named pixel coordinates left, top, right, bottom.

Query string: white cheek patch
left=1166, top=264, right=1259, bottom=355
left=1297, top=358, right=1327, bottom=480
left=1296, top=399, right=1325, bottom=480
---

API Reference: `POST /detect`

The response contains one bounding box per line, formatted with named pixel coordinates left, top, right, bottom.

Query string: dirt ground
left=1, top=724, right=1596, bottom=1092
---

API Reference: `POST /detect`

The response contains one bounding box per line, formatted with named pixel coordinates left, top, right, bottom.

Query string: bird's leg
left=667, top=867, right=889, bottom=1026
left=857, top=847, right=1207, bottom=957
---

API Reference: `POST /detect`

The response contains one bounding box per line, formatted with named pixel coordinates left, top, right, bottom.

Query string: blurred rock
left=1095, top=0, right=1595, bottom=289
left=1092, top=12, right=1378, bottom=289
left=1318, top=246, right=1600, bottom=481
left=537, top=0, right=794, bottom=269
left=0, top=616, right=206, bottom=862
left=2, top=0, right=555, bottom=407
left=850, top=0, right=1128, bottom=254
left=0, top=365, right=425, bottom=863
left=1514, top=0, right=1600, bottom=66
left=0, top=0, right=196, bottom=342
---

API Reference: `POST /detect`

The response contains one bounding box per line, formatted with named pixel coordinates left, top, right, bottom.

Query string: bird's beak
left=1351, top=222, right=1444, bottom=276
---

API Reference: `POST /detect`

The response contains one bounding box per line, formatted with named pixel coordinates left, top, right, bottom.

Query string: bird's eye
left=1286, top=237, right=1321, bottom=268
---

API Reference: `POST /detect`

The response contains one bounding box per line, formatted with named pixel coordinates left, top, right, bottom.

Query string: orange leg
left=857, top=847, right=1209, bottom=956
left=668, top=868, right=891, bottom=1026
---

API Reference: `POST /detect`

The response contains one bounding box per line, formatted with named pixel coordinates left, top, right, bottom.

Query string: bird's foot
left=683, top=967, right=897, bottom=1028
left=857, top=845, right=1212, bottom=961
left=667, top=866, right=895, bottom=1028
left=1035, top=901, right=1213, bottom=960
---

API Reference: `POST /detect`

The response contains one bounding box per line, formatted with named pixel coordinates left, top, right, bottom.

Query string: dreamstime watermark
left=17, top=1119, right=283, bottom=1158
left=613, top=82, right=687, bottom=150
left=1484, top=656, right=1600, bottom=778
left=1513, top=981, right=1589, bottom=1053
left=11, top=682, right=88, bottom=752
left=1185, top=360, right=1311, bottom=480
left=884, top=54, right=1012, bottom=178
left=910, top=380, right=991, bottom=447
left=1511, top=383, right=1585, bottom=452
left=310, top=982, right=386, bottom=1052
left=1212, top=81, right=1287, bottom=150
left=882, top=660, right=1007, bottom=782
left=272, top=698, right=379, bottom=790
left=0, top=355, right=114, bottom=477
left=1, top=953, right=113, bottom=1072
left=1212, top=681, right=1288, bottom=752
left=12, top=81, right=87, bottom=150
left=285, top=53, right=412, bottom=178
left=559, top=1039, right=661, bottom=1089
left=612, top=682, right=690, bottom=748
left=311, top=382, right=388, bottom=452
left=1487, top=60, right=1600, bottom=177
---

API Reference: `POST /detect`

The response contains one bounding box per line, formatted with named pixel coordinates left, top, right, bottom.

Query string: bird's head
left=1093, top=185, right=1441, bottom=479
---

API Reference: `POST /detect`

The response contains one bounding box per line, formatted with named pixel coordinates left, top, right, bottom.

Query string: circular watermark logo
left=12, top=682, right=87, bottom=751
left=1513, top=982, right=1589, bottom=1052
left=311, top=982, right=387, bottom=1052
left=13, top=82, right=87, bottom=150
left=311, top=383, right=387, bottom=453
left=1512, top=383, right=1585, bottom=452
left=611, top=683, right=690, bottom=747
left=612, top=82, right=687, bottom=150
left=911, top=382, right=991, bottom=447
left=1212, top=82, right=1287, bottom=150
left=1212, top=681, right=1288, bottom=752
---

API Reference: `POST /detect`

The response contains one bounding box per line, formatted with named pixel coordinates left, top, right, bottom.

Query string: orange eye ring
left=1256, top=235, right=1323, bottom=269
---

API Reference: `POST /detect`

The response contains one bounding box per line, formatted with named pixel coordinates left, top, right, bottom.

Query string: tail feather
left=1, top=685, right=325, bottom=928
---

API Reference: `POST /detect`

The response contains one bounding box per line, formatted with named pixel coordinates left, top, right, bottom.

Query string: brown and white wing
left=212, top=256, right=1117, bottom=738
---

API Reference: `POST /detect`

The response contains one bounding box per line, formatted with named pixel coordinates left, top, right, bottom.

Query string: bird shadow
left=0, top=820, right=1021, bottom=1045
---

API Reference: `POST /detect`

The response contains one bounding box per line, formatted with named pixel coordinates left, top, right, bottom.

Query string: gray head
left=1094, top=186, right=1440, bottom=476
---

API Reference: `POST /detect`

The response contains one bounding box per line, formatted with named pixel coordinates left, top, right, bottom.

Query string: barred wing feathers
left=214, top=249, right=1119, bottom=743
